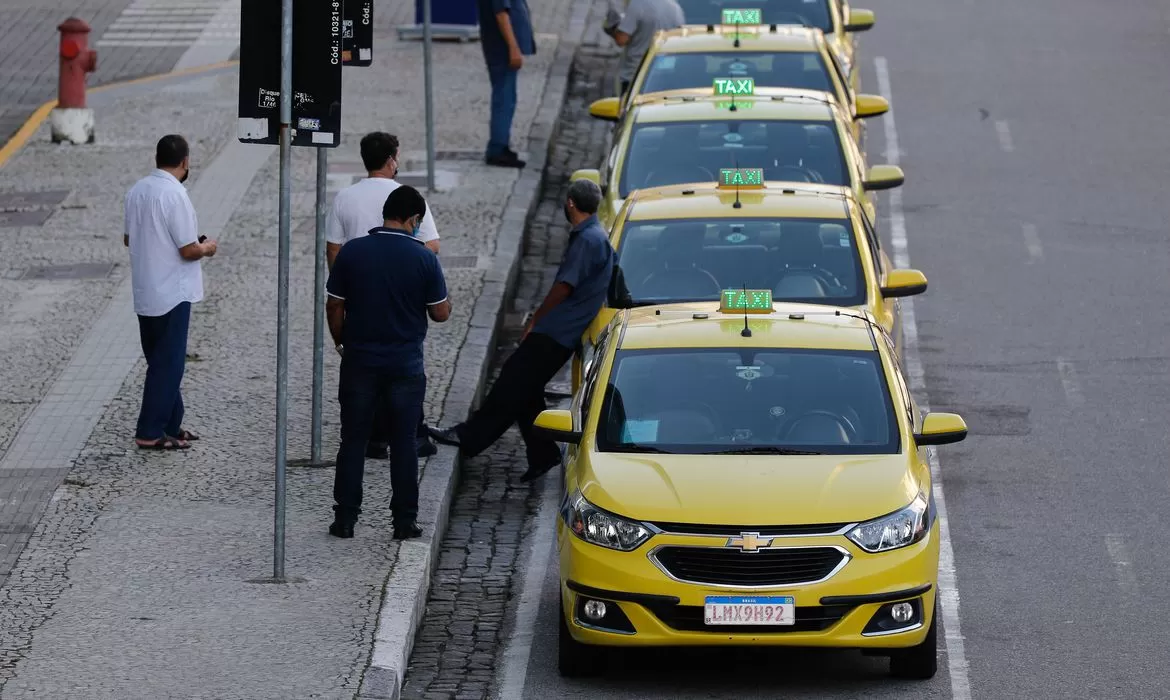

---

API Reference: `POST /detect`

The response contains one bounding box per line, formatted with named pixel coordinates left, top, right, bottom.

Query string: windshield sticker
left=728, top=62, right=749, bottom=75
left=736, top=366, right=763, bottom=381
left=621, top=420, right=659, bottom=443
left=770, top=405, right=787, bottom=417
left=722, top=132, right=743, bottom=143
left=658, top=56, right=676, bottom=70
left=725, top=232, right=748, bottom=244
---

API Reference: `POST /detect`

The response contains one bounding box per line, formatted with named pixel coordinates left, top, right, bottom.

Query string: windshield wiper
left=709, top=447, right=826, bottom=455
left=613, top=443, right=673, bottom=454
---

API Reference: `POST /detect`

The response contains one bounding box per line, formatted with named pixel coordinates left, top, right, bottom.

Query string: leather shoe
left=416, top=437, right=438, bottom=458
left=393, top=521, right=423, bottom=540
left=366, top=442, right=389, bottom=459
left=520, top=459, right=560, bottom=482
left=427, top=425, right=462, bottom=447
left=329, top=520, right=355, bottom=539
left=485, top=151, right=526, bottom=169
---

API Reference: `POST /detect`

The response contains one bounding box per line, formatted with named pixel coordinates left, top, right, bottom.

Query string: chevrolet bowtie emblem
left=727, top=532, right=774, bottom=552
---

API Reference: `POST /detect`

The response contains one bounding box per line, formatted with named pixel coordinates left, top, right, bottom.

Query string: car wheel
left=889, top=601, right=938, bottom=680
left=558, top=599, right=605, bottom=678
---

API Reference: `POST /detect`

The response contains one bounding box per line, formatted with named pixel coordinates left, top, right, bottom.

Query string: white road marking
left=1056, top=357, right=1085, bottom=406
left=97, top=0, right=239, bottom=50
left=995, top=120, right=1015, bottom=152
left=1021, top=223, right=1043, bottom=263
left=495, top=477, right=560, bottom=700
left=876, top=55, right=972, bottom=700
left=1104, top=534, right=1138, bottom=595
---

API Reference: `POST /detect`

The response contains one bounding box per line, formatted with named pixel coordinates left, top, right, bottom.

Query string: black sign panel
left=238, top=0, right=343, bottom=148
left=342, top=0, right=373, bottom=66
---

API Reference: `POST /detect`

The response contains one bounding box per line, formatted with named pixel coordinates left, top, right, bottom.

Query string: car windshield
left=675, top=0, right=833, bottom=32
left=616, top=218, right=864, bottom=306
left=598, top=348, right=898, bottom=455
left=618, top=119, right=848, bottom=197
left=641, top=52, right=833, bottom=95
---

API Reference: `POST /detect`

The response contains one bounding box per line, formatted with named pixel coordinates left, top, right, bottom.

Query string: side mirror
left=914, top=413, right=968, bottom=446
left=863, top=164, right=905, bottom=191
left=844, top=8, right=875, bottom=32
left=571, top=168, right=602, bottom=187
left=533, top=409, right=582, bottom=444
left=853, top=94, right=889, bottom=120
left=589, top=97, right=622, bottom=122
left=880, top=269, right=928, bottom=298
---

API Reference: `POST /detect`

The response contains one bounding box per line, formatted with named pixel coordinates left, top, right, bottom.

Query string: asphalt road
left=487, top=1, right=1170, bottom=698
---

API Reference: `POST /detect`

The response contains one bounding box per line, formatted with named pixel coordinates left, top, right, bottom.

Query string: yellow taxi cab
left=672, top=1, right=875, bottom=88
left=572, top=91, right=904, bottom=229
left=601, top=24, right=887, bottom=143
left=533, top=299, right=968, bottom=679
left=570, top=168, right=926, bottom=390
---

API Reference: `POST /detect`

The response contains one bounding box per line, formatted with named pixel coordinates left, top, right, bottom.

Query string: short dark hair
left=156, top=134, right=189, bottom=168
left=361, top=132, right=399, bottom=172
left=567, top=179, right=602, bottom=215
left=383, top=185, right=427, bottom=223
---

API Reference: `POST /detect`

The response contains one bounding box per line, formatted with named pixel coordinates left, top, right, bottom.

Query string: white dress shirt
left=326, top=176, right=440, bottom=246
left=124, top=169, right=204, bottom=317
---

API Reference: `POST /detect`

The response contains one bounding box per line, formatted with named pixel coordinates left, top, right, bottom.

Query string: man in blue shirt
left=325, top=186, right=451, bottom=540
left=428, top=180, right=613, bottom=481
left=477, top=0, right=536, bottom=168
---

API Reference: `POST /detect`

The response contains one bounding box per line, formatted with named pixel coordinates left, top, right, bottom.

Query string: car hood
left=579, top=452, right=919, bottom=525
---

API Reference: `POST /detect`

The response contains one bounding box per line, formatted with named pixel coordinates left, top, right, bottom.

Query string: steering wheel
left=778, top=266, right=845, bottom=293
left=673, top=400, right=722, bottom=429
left=769, top=165, right=824, bottom=184
left=779, top=409, right=859, bottom=443
left=645, top=165, right=713, bottom=188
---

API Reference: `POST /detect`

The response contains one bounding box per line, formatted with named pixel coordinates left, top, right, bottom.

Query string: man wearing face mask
left=326, top=185, right=451, bottom=539
left=428, top=179, right=612, bottom=482
left=123, top=134, right=217, bottom=451
left=327, top=131, right=441, bottom=459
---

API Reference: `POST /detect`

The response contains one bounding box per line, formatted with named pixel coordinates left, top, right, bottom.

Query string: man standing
left=428, top=180, right=612, bottom=481
left=326, top=186, right=451, bottom=540
left=477, top=0, right=536, bottom=168
left=603, top=0, right=685, bottom=94
left=124, top=135, right=217, bottom=451
left=327, top=131, right=441, bottom=459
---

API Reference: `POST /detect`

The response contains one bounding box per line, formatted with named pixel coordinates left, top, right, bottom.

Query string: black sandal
left=174, top=429, right=200, bottom=441
left=136, top=436, right=191, bottom=450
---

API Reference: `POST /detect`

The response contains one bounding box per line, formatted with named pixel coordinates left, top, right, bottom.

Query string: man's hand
left=202, top=238, right=218, bottom=257
left=508, top=47, right=523, bottom=70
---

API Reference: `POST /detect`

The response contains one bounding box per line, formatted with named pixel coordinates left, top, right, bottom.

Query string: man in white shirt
left=326, top=132, right=440, bottom=458
left=124, top=134, right=217, bottom=450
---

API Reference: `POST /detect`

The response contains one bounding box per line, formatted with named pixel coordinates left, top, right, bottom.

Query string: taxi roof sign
left=721, top=8, right=761, bottom=25
left=721, top=288, right=773, bottom=314
left=714, top=77, right=754, bottom=96
left=719, top=167, right=765, bottom=189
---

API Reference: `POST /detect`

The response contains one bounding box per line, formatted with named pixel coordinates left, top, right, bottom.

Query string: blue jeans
left=486, top=62, right=518, bottom=158
left=135, top=302, right=190, bottom=440
left=335, top=361, right=426, bottom=523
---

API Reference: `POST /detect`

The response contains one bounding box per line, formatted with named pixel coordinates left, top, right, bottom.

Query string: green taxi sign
left=721, top=8, right=761, bottom=25
left=720, top=288, right=773, bottom=314
left=718, top=167, right=765, bottom=188
left=713, top=77, right=754, bottom=96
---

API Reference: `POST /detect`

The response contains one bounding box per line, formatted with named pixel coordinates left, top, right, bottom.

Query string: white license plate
left=704, top=595, right=795, bottom=626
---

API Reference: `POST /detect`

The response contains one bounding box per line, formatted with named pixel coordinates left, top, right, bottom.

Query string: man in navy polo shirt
left=325, top=186, right=451, bottom=540
left=428, top=180, right=612, bottom=481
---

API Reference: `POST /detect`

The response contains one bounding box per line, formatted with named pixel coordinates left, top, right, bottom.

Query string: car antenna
left=733, top=19, right=741, bottom=47
left=740, top=283, right=752, bottom=337
left=732, top=157, right=742, bottom=208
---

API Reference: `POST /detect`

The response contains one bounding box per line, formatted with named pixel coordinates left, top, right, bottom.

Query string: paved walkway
left=0, top=0, right=587, bottom=697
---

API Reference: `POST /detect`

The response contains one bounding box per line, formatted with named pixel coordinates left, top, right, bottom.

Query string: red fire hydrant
left=51, top=17, right=98, bottom=143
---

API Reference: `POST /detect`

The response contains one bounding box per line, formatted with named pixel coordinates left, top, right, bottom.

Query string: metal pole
left=422, top=0, right=436, bottom=192
left=274, top=0, right=294, bottom=582
left=311, top=147, right=327, bottom=464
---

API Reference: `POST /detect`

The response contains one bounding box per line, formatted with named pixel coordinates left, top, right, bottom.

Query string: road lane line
left=1104, top=534, right=1138, bottom=595
left=1021, top=224, right=1043, bottom=263
left=496, top=476, right=560, bottom=700
left=995, top=120, right=1015, bottom=152
left=876, top=55, right=972, bottom=700
left=1056, top=357, right=1085, bottom=407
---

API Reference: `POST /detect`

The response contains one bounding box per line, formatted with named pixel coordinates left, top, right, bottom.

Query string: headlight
left=846, top=494, right=930, bottom=553
left=562, top=491, right=651, bottom=551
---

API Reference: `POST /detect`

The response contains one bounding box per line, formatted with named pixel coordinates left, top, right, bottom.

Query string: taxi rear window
left=597, top=348, right=899, bottom=455
left=618, top=120, right=848, bottom=197
left=641, top=52, right=833, bottom=95
left=616, top=217, right=864, bottom=307
left=675, top=0, right=832, bottom=32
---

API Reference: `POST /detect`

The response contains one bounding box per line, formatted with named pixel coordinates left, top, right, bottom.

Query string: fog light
left=583, top=599, right=607, bottom=621
left=891, top=602, right=914, bottom=623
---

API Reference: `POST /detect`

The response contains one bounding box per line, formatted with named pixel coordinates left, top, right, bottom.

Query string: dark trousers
left=370, top=388, right=430, bottom=448
left=620, top=79, right=630, bottom=95
left=335, top=360, right=426, bottom=523
left=486, top=61, right=519, bottom=158
left=457, top=333, right=573, bottom=469
left=135, top=302, right=190, bottom=440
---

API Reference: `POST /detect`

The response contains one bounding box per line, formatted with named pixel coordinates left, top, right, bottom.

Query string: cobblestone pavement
left=400, top=36, right=620, bottom=700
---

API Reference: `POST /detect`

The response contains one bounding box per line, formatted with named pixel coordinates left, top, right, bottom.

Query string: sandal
left=136, top=436, right=191, bottom=450
left=174, top=429, right=200, bottom=441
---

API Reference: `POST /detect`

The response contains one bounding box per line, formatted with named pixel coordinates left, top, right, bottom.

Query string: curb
left=356, top=5, right=592, bottom=699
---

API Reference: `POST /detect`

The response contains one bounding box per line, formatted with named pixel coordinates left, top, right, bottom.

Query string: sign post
left=274, top=0, right=294, bottom=584
left=423, top=0, right=435, bottom=191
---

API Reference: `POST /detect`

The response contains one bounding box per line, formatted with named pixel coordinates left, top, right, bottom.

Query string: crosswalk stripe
left=98, top=0, right=239, bottom=49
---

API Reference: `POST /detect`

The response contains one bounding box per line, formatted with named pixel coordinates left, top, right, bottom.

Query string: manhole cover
left=439, top=255, right=479, bottom=269
left=0, top=210, right=54, bottom=228
left=0, top=190, right=70, bottom=210
left=20, top=262, right=115, bottom=281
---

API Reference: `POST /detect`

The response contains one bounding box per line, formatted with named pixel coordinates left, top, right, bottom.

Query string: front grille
left=644, top=602, right=852, bottom=633
left=649, top=522, right=849, bottom=537
left=653, top=546, right=846, bottom=586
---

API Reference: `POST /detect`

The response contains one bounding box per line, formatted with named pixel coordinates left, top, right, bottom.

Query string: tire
left=558, top=599, right=605, bottom=678
left=889, top=602, right=938, bottom=680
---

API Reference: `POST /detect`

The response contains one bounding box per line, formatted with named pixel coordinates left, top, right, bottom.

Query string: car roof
left=631, top=93, right=839, bottom=122
left=623, top=184, right=856, bottom=221
left=616, top=302, right=879, bottom=351
left=652, top=25, right=825, bottom=53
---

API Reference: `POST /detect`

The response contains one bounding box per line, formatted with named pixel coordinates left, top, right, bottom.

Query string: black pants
left=457, top=333, right=574, bottom=469
left=370, top=392, right=430, bottom=448
left=136, top=301, right=190, bottom=440
left=334, top=360, right=426, bottom=523
left=620, top=79, right=630, bottom=95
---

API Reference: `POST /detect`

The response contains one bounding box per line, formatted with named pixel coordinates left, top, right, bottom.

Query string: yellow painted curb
left=0, top=59, right=239, bottom=171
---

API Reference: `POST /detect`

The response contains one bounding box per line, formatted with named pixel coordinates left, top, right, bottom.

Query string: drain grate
left=20, top=262, right=115, bottom=281
left=439, top=255, right=479, bottom=269
left=0, top=189, right=71, bottom=228
left=0, top=210, right=54, bottom=227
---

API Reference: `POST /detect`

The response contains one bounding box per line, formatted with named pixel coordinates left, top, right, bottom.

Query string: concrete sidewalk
left=0, top=0, right=596, bottom=697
